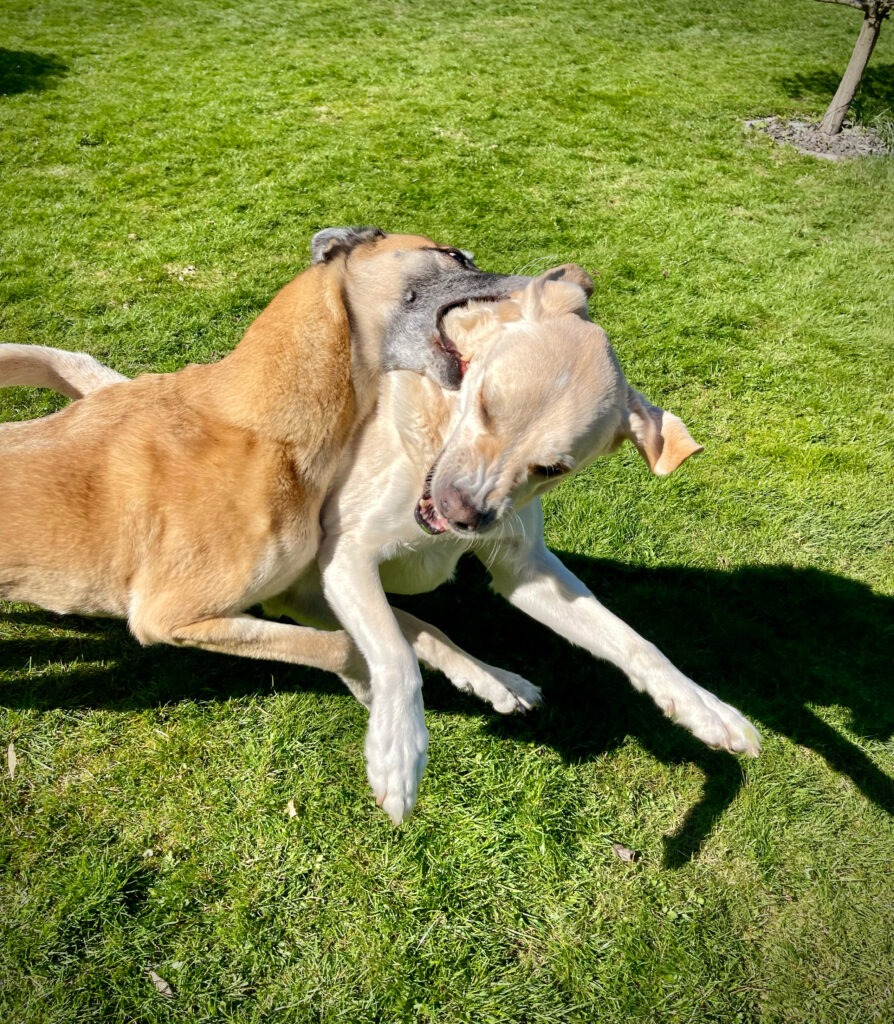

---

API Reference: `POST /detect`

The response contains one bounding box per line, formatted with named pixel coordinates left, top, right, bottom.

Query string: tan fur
left=0, top=232, right=467, bottom=672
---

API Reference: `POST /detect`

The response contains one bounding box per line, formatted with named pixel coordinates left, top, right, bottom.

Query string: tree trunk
left=820, top=12, right=884, bottom=135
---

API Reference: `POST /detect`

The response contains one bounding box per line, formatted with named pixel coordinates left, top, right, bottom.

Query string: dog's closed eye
left=531, top=463, right=569, bottom=479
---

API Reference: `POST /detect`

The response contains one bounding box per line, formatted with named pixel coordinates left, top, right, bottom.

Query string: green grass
left=2, top=0, right=893, bottom=1020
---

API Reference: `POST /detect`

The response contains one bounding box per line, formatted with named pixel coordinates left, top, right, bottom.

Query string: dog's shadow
left=410, top=556, right=893, bottom=867
left=2, top=556, right=892, bottom=868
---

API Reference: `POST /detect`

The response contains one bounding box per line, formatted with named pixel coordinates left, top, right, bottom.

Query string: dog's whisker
left=512, top=254, right=562, bottom=276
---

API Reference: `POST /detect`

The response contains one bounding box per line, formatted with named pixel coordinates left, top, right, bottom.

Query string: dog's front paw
left=662, top=683, right=761, bottom=757
left=364, top=691, right=429, bottom=824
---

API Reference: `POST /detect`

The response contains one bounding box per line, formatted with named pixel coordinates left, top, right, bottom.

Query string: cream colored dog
left=2, top=270, right=761, bottom=823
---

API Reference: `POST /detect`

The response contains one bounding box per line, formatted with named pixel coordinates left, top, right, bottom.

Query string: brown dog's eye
left=532, top=463, right=568, bottom=479
left=444, top=248, right=470, bottom=267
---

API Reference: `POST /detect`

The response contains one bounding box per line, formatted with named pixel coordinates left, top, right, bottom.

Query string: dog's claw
left=731, top=721, right=762, bottom=758
left=511, top=682, right=544, bottom=713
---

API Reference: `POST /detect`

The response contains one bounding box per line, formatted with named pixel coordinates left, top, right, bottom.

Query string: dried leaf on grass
left=286, top=798, right=297, bottom=818
left=7, top=742, right=16, bottom=780
left=611, top=842, right=640, bottom=864
left=147, top=969, right=175, bottom=999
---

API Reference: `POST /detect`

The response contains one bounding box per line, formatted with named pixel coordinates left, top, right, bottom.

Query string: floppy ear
left=519, top=276, right=590, bottom=321
left=538, top=263, right=594, bottom=297
left=621, top=388, right=703, bottom=476
left=311, top=226, right=386, bottom=264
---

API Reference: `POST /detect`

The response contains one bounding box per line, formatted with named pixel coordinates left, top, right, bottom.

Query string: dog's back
left=0, top=367, right=322, bottom=625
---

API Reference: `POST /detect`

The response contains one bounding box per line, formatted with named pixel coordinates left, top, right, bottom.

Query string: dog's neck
left=183, top=263, right=380, bottom=465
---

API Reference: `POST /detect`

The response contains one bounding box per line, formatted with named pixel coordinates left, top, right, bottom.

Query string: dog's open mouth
left=414, top=467, right=449, bottom=535
left=433, top=319, right=467, bottom=379
left=417, top=294, right=505, bottom=533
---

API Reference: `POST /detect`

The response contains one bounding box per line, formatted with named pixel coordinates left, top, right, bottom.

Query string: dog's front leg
left=483, top=533, right=760, bottom=757
left=319, top=544, right=429, bottom=824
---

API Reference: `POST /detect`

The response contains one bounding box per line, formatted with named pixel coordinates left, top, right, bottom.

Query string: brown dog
left=0, top=228, right=530, bottom=673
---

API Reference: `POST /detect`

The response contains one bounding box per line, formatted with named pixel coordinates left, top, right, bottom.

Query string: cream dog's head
left=414, top=270, right=703, bottom=535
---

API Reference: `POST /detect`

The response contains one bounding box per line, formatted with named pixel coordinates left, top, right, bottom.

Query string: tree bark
left=820, top=11, right=884, bottom=135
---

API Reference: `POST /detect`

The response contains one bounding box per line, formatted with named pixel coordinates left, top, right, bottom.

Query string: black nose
left=438, top=486, right=495, bottom=532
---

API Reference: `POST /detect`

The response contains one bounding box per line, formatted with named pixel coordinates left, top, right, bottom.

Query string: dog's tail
left=0, top=344, right=127, bottom=399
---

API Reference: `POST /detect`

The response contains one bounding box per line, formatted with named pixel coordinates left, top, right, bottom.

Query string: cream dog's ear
left=620, top=388, right=703, bottom=475
left=538, top=263, right=594, bottom=297
left=440, top=301, right=505, bottom=362
left=519, top=276, right=590, bottom=321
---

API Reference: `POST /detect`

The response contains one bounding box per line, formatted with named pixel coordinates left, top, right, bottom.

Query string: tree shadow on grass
left=1, top=558, right=892, bottom=867
left=0, top=48, right=68, bottom=96
left=779, top=63, right=894, bottom=118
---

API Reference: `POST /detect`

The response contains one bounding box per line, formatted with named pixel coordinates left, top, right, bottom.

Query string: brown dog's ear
left=621, top=388, right=703, bottom=476
left=311, top=226, right=386, bottom=264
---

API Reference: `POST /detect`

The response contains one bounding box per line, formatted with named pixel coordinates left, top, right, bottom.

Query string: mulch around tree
left=746, top=117, right=892, bottom=160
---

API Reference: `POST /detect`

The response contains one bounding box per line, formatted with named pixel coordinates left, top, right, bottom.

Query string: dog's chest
left=378, top=537, right=466, bottom=596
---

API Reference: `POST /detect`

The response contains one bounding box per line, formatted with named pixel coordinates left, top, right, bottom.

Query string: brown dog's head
left=414, top=271, right=703, bottom=535
left=311, top=227, right=531, bottom=390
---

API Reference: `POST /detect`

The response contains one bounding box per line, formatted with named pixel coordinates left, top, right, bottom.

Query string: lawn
left=1, top=0, right=893, bottom=1020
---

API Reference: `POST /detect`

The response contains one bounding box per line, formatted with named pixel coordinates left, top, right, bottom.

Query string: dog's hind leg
left=391, top=608, right=542, bottom=714
left=0, top=344, right=126, bottom=398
